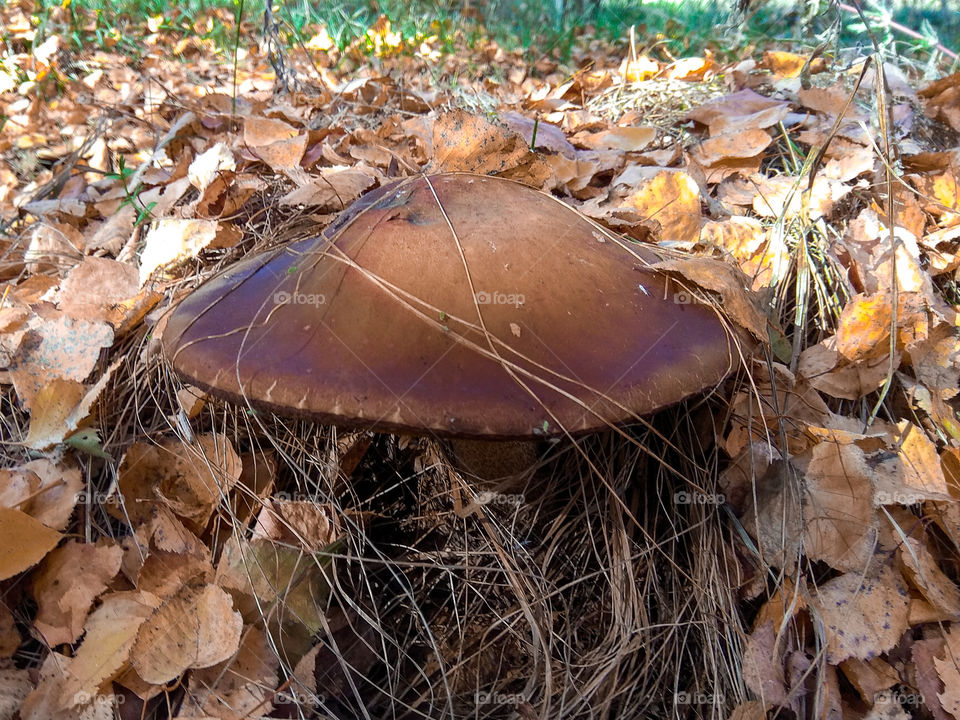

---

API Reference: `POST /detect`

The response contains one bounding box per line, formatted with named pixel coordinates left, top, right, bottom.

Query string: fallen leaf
left=32, top=539, right=124, bottom=646
left=809, top=565, right=910, bottom=663
left=176, top=624, right=279, bottom=720
left=0, top=508, right=61, bottom=581
left=138, top=218, right=219, bottom=285
left=898, top=537, right=960, bottom=619
left=58, top=591, right=160, bottom=709
left=742, top=620, right=788, bottom=705
left=281, top=165, right=377, bottom=210
left=243, top=116, right=307, bottom=171
left=130, top=583, right=242, bottom=685
left=803, top=439, right=877, bottom=571
left=8, top=313, right=114, bottom=410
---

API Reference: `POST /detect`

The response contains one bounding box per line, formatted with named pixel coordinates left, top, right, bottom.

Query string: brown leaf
left=130, top=583, right=242, bottom=685
left=898, top=537, right=960, bottom=619
left=177, top=625, right=279, bottom=720
left=934, top=624, right=960, bottom=717
left=803, top=439, right=877, bottom=571
left=431, top=109, right=551, bottom=183
left=690, top=128, right=773, bottom=167
left=32, top=539, right=124, bottom=646
left=9, top=313, right=114, bottom=411
left=0, top=508, right=62, bottom=581
left=58, top=591, right=160, bottom=709
left=742, top=620, right=788, bottom=705
left=809, top=565, right=910, bottom=663
left=685, top=89, right=791, bottom=136
left=612, top=167, right=702, bottom=247
left=243, top=116, right=307, bottom=171
left=3, top=459, right=83, bottom=531
left=59, top=257, right=139, bottom=326
left=252, top=499, right=339, bottom=551
left=499, top=111, right=576, bottom=158
left=650, top=256, right=767, bottom=341
left=280, top=165, right=377, bottom=211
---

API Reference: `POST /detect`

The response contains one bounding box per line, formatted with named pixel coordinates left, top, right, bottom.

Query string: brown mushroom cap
left=162, top=172, right=737, bottom=439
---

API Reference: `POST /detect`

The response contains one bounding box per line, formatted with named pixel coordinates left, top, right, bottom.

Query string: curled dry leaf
left=242, top=116, right=307, bottom=172
left=650, top=255, right=767, bottom=341
left=138, top=218, right=219, bottom=286
left=130, top=582, right=242, bottom=685
left=797, top=336, right=894, bottom=400
left=934, top=623, right=960, bottom=717
left=280, top=164, right=378, bottom=210
left=0, top=459, right=82, bottom=531
left=113, top=434, right=242, bottom=529
left=685, top=89, right=791, bottom=136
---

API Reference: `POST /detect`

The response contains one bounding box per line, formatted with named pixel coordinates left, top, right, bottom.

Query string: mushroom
left=162, top=172, right=739, bottom=480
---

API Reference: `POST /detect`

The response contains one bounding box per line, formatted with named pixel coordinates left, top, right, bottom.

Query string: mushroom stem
left=447, top=438, right=541, bottom=482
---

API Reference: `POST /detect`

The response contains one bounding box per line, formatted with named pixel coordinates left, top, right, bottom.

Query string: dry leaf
left=58, top=591, right=160, bottom=709
left=803, top=439, right=877, bottom=571
left=281, top=165, right=377, bottom=210
left=59, top=257, right=139, bottom=326
left=177, top=625, right=279, bottom=720
left=130, top=583, right=242, bottom=685
left=898, top=537, right=960, bottom=619
left=138, top=218, right=219, bottom=285
left=8, top=313, right=114, bottom=410
left=32, top=540, right=124, bottom=646
left=243, top=116, right=307, bottom=171
left=742, top=620, right=788, bottom=705
left=686, top=89, right=791, bottom=135
left=0, top=508, right=61, bottom=581
left=809, top=565, right=910, bottom=663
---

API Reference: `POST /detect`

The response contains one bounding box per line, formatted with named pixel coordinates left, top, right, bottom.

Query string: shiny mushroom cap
left=162, top=172, right=737, bottom=439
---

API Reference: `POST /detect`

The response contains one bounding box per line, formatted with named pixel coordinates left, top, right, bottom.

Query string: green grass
left=9, top=0, right=960, bottom=68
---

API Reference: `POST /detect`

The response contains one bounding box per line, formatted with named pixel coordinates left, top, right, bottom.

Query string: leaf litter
left=0, top=6, right=959, bottom=720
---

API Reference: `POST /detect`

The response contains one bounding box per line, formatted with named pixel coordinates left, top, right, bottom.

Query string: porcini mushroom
left=162, top=173, right=738, bottom=478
